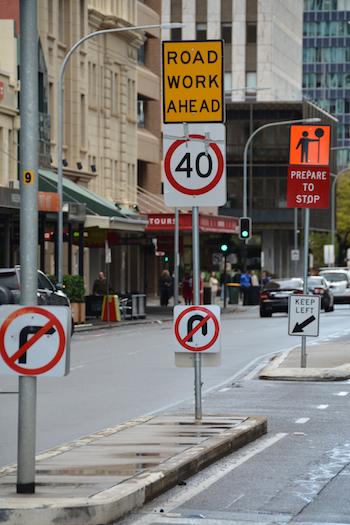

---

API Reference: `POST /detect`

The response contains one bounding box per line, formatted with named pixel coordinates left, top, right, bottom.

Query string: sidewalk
left=0, top=414, right=266, bottom=525
left=74, top=302, right=247, bottom=333
left=260, top=339, right=350, bottom=381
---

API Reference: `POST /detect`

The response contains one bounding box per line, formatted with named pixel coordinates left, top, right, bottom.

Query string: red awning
left=144, top=213, right=238, bottom=234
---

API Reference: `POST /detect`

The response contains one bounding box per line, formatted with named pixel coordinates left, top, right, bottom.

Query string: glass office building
left=303, top=0, right=350, bottom=166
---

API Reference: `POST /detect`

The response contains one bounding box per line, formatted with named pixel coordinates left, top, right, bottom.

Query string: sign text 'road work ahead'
left=162, top=40, right=224, bottom=124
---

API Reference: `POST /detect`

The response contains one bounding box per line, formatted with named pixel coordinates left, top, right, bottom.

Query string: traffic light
left=239, top=217, right=252, bottom=240
left=220, top=242, right=229, bottom=253
left=163, top=254, right=169, bottom=263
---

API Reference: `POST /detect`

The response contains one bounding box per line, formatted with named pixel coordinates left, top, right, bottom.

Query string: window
left=246, top=23, right=257, bottom=43
left=138, top=44, right=145, bottom=65
left=221, top=23, right=232, bottom=44
left=171, top=28, right=182, bottom=40
left=196, top=23, right=207, bottom=41
left=80, top=94, right=86, bottom=146
left=111, top=71, right=118, bottom=114
left=137, top=98, right=145, bottom=127
left=246, top=72, right=257, bottom=89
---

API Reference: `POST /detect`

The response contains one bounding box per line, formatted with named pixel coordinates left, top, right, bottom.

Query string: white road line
left=295, top=418, right=310, bottom=424
left=219, top=387, right=231, bottom=392
left=335, top=391, right=349, bottom=397
left=317, top=404, right=329, bottom=410
left=70, top=364, right=84, bottom=371
left=122, top=433, right=288, bottom=525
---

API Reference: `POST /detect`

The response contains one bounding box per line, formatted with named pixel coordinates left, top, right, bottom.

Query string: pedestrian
left=182, top=274, right=192, bottom=305
left=251, top=270, right=259, bottom=287
left=92, top=271, right=107, bottom=295
left=240, top=270, right=252, bottom=305
left=232, top=268, right=241, bottom=284
left=159, top=269, right=172, bottom=307
left=209, top=271, right=219, bottom=305
left=260, top=270, right=270, bottom=287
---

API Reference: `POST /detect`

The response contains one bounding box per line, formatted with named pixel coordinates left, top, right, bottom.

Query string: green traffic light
left=164, top=255, right=169, bottom=262
left=220, top=244, right=228, bottom=252
left=241, top=231, right=248, bottom=238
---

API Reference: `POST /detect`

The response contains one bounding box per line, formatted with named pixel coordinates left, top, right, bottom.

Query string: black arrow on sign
left=292, top=315, right=316, bottom=334
left=18, top=325, right=56, bottom=364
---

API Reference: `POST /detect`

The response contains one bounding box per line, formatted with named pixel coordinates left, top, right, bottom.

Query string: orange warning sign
left=289, top=125, right=330, bottom=166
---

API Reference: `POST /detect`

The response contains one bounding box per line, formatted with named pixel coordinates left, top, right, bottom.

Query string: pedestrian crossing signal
left=239, top=217, right=252, bottom=240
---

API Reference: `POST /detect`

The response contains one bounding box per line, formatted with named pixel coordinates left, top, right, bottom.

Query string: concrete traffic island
left=0, top=414, right=267, bottom=525
left=260, top=340, right=350, bottom=381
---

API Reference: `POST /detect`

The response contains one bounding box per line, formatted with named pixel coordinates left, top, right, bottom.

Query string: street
left=1, top=305, right=349, bottom=469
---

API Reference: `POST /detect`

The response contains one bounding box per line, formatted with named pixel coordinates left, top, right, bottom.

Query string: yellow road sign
left=162, top=40, right=224, bottom=124
left=23, top=170, right=35, bottom=185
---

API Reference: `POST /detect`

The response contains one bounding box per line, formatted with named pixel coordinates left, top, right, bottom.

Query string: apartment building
left=0, top=19, right=20, bottom=267
left=303, top=0, right=350, bottom=166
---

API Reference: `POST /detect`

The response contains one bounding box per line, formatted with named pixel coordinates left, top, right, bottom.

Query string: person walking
left=250, top=270, right=259, bottom=287
left=240, top=270, right=252, bottom=305
left=209, top=271, right=219, bottom=305
left=159, top=269, right=172, bottom=307
left=182, top=274, right=192, bottom=305
left=92, top=271, right=107, bottom=295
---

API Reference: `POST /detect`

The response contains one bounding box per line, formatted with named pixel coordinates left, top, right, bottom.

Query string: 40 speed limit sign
left=163, top=123, right=226, bottom=206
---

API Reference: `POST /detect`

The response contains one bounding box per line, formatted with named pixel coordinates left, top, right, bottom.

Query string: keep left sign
left=0, top=305, right=71, bottom=377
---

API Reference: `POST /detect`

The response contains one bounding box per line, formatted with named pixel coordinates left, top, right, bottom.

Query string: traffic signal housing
left=239, top=217, right=252, bottom=240
left=220, top=242, right=229, bottom=253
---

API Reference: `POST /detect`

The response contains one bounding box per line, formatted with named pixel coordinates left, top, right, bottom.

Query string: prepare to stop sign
left=163, top=123, right=226, bottom=207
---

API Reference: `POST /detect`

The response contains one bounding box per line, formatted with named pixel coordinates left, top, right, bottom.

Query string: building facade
left=162, top=0, right=303, bottom=102
left=161, top=0, right=338, bottom=277
left=303, top=0, right=350, bottom=166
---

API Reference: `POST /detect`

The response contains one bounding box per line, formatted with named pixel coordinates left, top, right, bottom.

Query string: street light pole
left=56, top=22, right=183, bottom=285
left=241, top=117, right=321, bottom=271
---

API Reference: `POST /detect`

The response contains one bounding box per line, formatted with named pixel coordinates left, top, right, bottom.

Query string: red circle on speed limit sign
left=164, top=134, right=224, bottom=195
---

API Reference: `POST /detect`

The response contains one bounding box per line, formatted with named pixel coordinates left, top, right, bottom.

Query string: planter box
left=71, top=303, right=86, bottom=324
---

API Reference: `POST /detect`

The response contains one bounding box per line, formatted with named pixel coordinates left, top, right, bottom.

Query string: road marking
left=223, top=493, right=244, bottom=509
left=335, top=391, right=349, bottom=397
left=295, top=418, right=310, bottom=424
left=317, top=404, right=329, bottom=410
left=122, top=433, right=288, bottom=525
left=219, top=387, right=231, bottom=392
left=70, top=364, right=84, bottom=372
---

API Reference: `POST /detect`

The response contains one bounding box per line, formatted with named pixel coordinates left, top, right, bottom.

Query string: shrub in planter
left=63, top=275, right=85, bottom=323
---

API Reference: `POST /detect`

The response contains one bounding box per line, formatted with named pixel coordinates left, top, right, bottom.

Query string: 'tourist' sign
left=162, top=40, right=224, bottom=124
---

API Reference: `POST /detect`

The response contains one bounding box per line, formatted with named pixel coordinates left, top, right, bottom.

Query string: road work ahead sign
left=162, top=40, right=224, bottom=124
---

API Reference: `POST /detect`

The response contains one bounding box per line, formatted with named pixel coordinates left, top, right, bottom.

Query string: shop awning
left=144, top=213, right=239, bottom=234
left=39, top=169, right=147, bottom=232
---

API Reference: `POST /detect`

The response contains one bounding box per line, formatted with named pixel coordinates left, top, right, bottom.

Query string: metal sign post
left=174, top=208, right=179, bottom=306
left=17, top=0, right=39, bottom=494
left=192, top=206, right=202, bottom=419
left=301, top=208, right=310, bottom=368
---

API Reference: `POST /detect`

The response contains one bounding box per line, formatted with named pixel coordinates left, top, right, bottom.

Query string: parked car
left=307, top=276, right=334, bottom=312
left=259, top=278, right=303, bottom=317
left=0, top=267, right=74, bottom=332
left=318, top=269, right=350, bottom=304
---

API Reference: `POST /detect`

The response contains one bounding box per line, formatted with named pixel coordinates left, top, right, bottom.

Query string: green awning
left=39, top=169, right=146, bottom=232
left=39, top=169, right=136, bottom=219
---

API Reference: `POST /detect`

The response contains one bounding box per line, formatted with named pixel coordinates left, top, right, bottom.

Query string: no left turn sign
left=163, top=123, right=226, bottom=207
left=0, top=305, right=71, bottom=377
left=174, top=305, right=221, bottom=353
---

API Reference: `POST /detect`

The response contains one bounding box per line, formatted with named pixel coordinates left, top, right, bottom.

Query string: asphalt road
left=1, top=305, right=349, bottom=467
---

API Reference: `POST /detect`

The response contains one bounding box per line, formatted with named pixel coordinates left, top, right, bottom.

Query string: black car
left=0, top=267, right=73, bottom=331
left=259, top=278, right=303, bottom=317
left=307, top=276, right=334, bottom=312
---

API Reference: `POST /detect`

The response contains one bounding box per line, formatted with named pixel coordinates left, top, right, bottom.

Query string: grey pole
left=331, top=174, right=336, bottom=266
left=294, top=208, right=298, bottom=276
left=192, top=206, right=202, bottom=420
left=174, top=208, right=180, bottom=306
left=17, top=0, right=39, bottom=494
left=301, top=208, right=310, bottom=368
left=56, top=23, right=182, bottom=285
left=242, top=118, right=320, bottom=270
